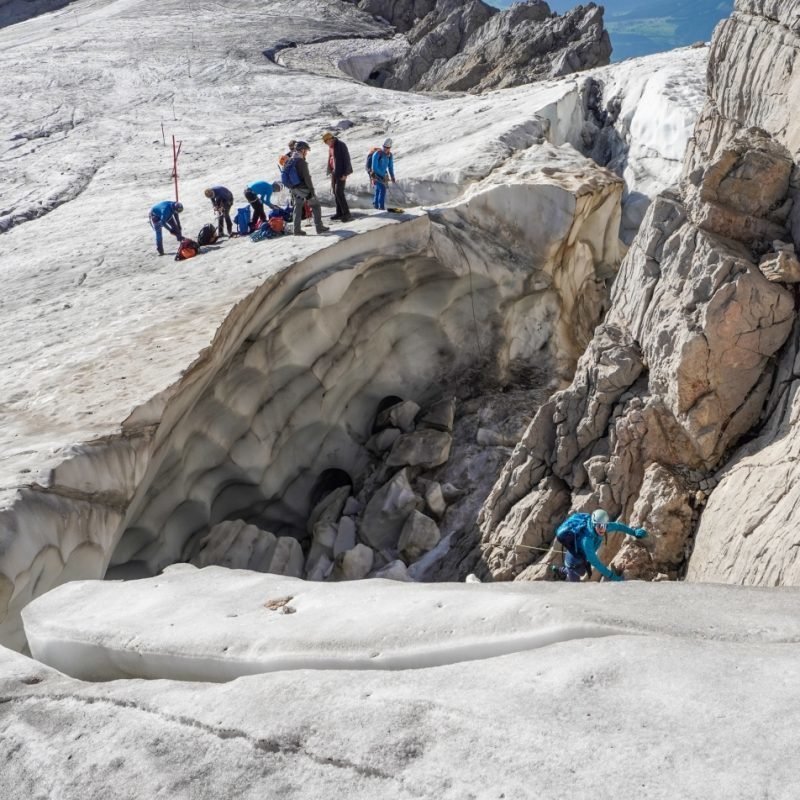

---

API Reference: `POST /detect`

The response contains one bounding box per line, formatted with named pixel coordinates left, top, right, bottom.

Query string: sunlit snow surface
left=0, top=2, right=761, bottom=797
left=7, top=570, right=800, bottom=799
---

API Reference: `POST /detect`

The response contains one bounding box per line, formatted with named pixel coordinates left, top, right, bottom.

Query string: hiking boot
left=340, top=215, right=353, bottom=222
left=330, top=214, right=341, bottom=220
left=293, top=229, right=307, bottom=236
left=316, top=226, right=330, bottom=234
left=549, top=565, right=566, bottom=582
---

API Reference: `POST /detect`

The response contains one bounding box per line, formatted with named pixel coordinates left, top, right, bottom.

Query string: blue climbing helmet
left=174, top=202, right=184, bottom=213
left=591, top=509, right=610, bottom=532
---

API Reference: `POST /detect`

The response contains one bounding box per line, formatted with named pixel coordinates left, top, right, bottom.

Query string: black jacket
left=330, top=138, right=353, bottom=180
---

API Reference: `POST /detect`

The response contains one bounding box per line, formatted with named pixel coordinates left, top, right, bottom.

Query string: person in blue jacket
left=551, top=509, right=647, bottom=582
left=370, top=138, right=395, bottom=210
left=204, top=185, right=234, bottom=238
left=244, top=180, right=282, bottom=227
left=149, top=200, right=183, bottom=256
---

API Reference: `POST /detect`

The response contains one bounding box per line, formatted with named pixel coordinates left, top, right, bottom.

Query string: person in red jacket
left=322, top=131, right=353, bottom=222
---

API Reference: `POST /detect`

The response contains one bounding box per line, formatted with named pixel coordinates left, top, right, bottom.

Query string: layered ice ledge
left=22, top=566, right=800, bottom=682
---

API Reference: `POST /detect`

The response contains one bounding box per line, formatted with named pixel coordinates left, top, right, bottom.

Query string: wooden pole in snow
left=172, top=134, right=183, bottom=203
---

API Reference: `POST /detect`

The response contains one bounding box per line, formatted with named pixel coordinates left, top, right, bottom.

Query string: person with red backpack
left=550, top=509, right=647, bottom=582
left=322, top=131, right=353, bottom=222
left=281, top=141, right=329, bottom=236
left=149, top=200, right=183, bottom=256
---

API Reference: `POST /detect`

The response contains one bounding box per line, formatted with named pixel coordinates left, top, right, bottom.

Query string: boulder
left=386, top=430, right=452, bottom=468
left=307, top=486, right=351, bottom=536
left=424, top=481, right=447, bottom=519
left=366, top=427, right=402, bottom=454
left=398, top=510, right=441, bottom=562
left=306, top=553, right=333, bottom=582
left=332, top=543, right=375, bottom=581
left=333, top=516, right=357, bottom=557
left=307, top=522, right=338, bottom=568
left=188, top=520, right=277, bottom=572
left=418, top=397, right=455, bottom=432
left=265, top=537, right=304, bottom=578
left=759, top=244, right=800, bottom=283
left=358, top=468, right=417, bottom=551
left=375, top=400, right=420, bottom=433
left=370, top=559, right=414, bottom=582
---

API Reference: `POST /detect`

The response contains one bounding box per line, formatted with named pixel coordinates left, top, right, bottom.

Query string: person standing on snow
left=551, top=509, right=647, bottom=582
left=370, top=138, right=395, bottom=210
left=322, top=131, right=353, bottom=222
left=149, top=199, right=183, bottom=256
left=204, top=185, right=234, bottom=238
left=286, top=141, right=329, bottom=236
left=244, top=180, right=282, bottom=228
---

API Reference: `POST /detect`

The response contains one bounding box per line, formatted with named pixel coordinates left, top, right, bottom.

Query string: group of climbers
left=148, top=132, right=399, bottom=255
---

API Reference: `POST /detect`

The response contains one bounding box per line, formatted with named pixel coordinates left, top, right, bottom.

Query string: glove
left=635, top=528, right=648, bottom=539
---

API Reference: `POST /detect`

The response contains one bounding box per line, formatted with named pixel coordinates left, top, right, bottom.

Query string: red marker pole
left=172, top=134, right=183, bottom=202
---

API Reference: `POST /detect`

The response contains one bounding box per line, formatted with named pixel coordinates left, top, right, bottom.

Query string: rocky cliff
left=471, top=0, right=800, bottom=585
left=339, top=0, right=612, bottom=91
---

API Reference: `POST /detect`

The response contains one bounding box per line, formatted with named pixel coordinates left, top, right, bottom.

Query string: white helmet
left=591, top=509, right=610, bottom=529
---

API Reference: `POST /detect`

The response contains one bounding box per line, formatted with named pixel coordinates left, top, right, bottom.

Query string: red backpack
left=174, top=238, right=200, bottom=261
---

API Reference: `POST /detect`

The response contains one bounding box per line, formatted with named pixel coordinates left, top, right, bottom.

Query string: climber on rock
left=550, top=508, right=647, bottom=582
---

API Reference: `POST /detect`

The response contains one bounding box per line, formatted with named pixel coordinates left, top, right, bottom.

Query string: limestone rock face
left=476, top=189, right=795, bottom=580
left=682, top=128, right=794, bottom=246
left=475, top=0, right=800, bottom=586
left=344, top=0, right=611, bottom=92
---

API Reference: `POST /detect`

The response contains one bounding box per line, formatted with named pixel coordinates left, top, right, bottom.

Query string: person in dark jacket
left=551, top=509, right=647, bottom=582
left=149, top=200, right=183, bottom=255
left=322, top=131, right=353, bottom=222
left=289, top=141, right=329, bottom=236
left=244, top=180, right=282, bottom=227
left=204, top=185, right=234, bottom=237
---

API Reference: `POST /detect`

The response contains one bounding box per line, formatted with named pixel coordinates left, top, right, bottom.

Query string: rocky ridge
left=336, top=0, right=612, bottom=91
left=471, top=0, right=800, bottom=586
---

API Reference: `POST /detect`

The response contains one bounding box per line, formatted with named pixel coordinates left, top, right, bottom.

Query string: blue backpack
left=555, top=514, right=589, bottom=557
left=281, top=155, right=302, bottom=188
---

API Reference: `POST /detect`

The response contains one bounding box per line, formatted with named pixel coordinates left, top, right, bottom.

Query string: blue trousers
left=558, top=555, right=589, bottom=582
left=373, top=178, right=387, bottom=209
left=150, top=213, right=181, bottom=253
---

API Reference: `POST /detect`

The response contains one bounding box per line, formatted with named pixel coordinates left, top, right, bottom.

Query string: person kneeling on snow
left=244, top=180, right=282, bottom=228
left=149, top=200, right=183, bottom=256
left=551, top=509, right=647, bottom=582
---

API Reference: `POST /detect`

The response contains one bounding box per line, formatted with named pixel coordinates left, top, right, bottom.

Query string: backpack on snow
left=280, top=155, right=302, bottom=188
left=197, top=223, right=218, bottom=246
left=175, top=238, right=200, bottom=261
